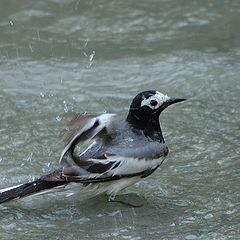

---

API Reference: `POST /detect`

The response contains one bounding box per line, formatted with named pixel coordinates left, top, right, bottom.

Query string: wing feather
left=59, top=113, right=116, bottom=164
left=58, top=113, right=166, bottom=184
left=61, top=154, right=164, bottom=182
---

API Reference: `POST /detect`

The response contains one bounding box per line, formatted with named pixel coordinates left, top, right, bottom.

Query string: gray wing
left=59, top=112, right=116, bottom=165
left=59, top=112, right=97, bottom=143
left=106, top=141, right=169, bottom=160
left=59, top=113, right=168, bottom=181
left=61, top=141, right=168, bottom=181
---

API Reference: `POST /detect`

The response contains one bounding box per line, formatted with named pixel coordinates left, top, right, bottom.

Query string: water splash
left=87, top=50, right=96, bottom=68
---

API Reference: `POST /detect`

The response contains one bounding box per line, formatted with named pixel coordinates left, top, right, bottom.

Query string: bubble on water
left=2, top=223, right=16, bottom=230
left=187, top=217, right=196, bottom=221
left=226, top=209, right=237, bottom=215
left=204, top=213, right=214, bottom=219
left=181, top=216, right=196, bottom=224
left=185, top=234, right=198, bottom=240
left=78, top=217, right=90, bottom=224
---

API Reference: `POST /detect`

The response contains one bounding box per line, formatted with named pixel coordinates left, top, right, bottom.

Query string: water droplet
left=83, top=39, right=89, bottom=48
left=63, top=100, right=68, bottom=112
left=56, top=116, right=62, bottom=122
left=87, top=50, right=96, bottom=68
left=40, top=92, right=45, bottom=98
left=37, top=30, right=40, bottom=40
left=29, top=44, right=33, bottom=53
left=89, top=50, right=95, bottom=62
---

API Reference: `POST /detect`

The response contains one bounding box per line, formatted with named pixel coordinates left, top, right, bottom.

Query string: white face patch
left=140, top=91, right=170, bottom=110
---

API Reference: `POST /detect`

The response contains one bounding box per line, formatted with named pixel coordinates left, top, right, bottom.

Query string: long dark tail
left=0, top=170, right=67, bottom=204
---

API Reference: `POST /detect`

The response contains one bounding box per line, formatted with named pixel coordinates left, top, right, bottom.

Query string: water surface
left=0, top=0, right=239, bottom=239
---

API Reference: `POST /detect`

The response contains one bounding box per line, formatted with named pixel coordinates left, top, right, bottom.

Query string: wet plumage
left=0, top=90, right=185, bottom=204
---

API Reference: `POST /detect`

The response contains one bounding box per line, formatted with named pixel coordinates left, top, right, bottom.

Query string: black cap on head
left=127, top=90, right=186, bottom=126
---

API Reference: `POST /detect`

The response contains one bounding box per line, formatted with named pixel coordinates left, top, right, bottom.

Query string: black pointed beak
left=157, top=97, right=186, bottom=113
left=168, top=97, right=186, bottom=105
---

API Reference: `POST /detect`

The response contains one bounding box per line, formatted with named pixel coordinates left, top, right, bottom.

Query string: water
left=0, top=0, right=239, bottom=239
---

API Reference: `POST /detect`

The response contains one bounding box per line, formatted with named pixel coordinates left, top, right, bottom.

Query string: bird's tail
left=0, top=170, right=67, bottom=204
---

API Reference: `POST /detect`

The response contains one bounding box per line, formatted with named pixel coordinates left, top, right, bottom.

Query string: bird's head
left=127, top=90, right=186, bottom=130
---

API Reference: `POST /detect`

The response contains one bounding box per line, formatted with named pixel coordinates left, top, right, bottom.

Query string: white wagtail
left=0, top=90, right=185, bottom=204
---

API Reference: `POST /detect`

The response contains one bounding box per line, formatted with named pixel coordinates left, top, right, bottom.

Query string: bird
left=0, top=90, right=185, bottom=205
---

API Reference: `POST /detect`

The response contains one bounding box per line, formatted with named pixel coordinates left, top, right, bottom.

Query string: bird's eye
left=150, top=100, right=158, bottom=106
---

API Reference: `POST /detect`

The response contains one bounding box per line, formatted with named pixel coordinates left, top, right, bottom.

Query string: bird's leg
left=108, top=194, right=143, bottom=208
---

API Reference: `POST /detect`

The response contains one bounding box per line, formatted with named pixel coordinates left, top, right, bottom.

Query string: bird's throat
left=126, top=112, right=164, bottom=142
